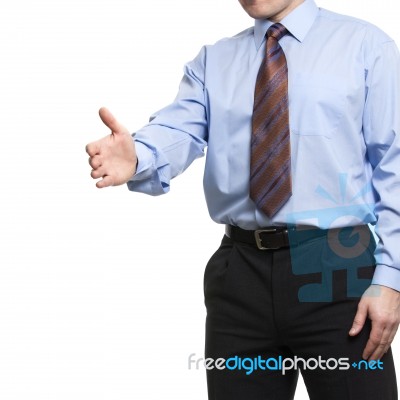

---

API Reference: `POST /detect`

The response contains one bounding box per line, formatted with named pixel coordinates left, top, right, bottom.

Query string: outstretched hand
left=86, top=107, right=137, bottom=188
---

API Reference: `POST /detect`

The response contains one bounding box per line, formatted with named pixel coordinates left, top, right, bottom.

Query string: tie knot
left=267, top=23, right=288, bottom=41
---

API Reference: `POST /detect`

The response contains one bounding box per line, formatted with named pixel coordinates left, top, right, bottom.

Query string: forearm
left=128, top=126, right=207, bottom=195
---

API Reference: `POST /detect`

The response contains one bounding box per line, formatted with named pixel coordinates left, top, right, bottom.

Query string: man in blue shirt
left=86, top=0, right=400, bottom=398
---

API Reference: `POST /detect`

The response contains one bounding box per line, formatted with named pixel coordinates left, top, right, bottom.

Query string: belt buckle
left=254, top=228, right=280, bottom=250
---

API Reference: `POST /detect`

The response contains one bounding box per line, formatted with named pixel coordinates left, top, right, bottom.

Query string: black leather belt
left=225, top=224, right=361, bottom=250
left=225, top=225, right=291, bottom=250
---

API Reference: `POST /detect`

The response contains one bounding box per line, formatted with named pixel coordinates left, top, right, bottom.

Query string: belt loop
left=285, top=224, right=296, bottom=247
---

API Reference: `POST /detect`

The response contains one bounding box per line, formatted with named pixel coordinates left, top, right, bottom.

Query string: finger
left=86, top=141, right=100, bottom=157
left=91, top=166, right=106, bottom=179
left=96, top=175, right=114, bottom=188
left=383, top=325, right=399, bottom=355
left=369, top=327, right=391, bottom=360
left=349, top=302, right=368, bottom=336
left=99, top=107, right=124, bottom=134
left=89, top=155, right=102, bottom=169
left=362, top=321, right=384, bottom=360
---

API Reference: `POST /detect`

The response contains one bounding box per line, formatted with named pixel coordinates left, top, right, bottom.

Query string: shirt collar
left=254, top=0, right=319, bottom=50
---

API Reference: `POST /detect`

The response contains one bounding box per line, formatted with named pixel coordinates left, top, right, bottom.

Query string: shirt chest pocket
left=289, top=73, right=346, bottom=139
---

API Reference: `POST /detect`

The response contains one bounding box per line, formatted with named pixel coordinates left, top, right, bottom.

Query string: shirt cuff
left=129, top=139, right=154, bottom=181
left=371, top=264, right=400, bottom=292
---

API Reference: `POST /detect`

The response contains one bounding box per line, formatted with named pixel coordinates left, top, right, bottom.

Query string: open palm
left=86, top=107, right=137, bottom=188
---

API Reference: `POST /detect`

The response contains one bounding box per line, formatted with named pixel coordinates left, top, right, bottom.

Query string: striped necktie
left=250, top=23, right=292, bottom=218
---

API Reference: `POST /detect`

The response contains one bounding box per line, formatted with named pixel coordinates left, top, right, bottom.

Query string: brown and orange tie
left=250, top=23, right=292, bottom=218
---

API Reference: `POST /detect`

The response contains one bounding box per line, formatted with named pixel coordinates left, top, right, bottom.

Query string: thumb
left=99, top=107, right=126, bottom=134
left=349, top=302, right=368, bottom=336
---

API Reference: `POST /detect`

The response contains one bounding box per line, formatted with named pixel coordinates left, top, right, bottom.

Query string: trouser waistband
left=225, top=224, right=370, bottom=251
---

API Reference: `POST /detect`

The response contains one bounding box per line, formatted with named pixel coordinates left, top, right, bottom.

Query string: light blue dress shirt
left=128, top=0, right=400, bottom=291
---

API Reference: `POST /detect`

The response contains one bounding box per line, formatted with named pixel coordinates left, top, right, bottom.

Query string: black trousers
left=204, top=228, right=397, bottom=399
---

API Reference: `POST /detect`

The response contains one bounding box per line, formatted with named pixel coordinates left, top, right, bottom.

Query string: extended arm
left=86, top=46, right=208, bottom=192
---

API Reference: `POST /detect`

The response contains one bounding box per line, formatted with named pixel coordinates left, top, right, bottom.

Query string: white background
left=0, top=0, right=399, bottom=399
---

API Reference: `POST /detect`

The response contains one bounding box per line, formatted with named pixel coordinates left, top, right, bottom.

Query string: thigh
left=278, top=228, right=398, bottom=400
left=204, top=235, right=298, bottom=400
left=301, top=337, right=397, bottom=400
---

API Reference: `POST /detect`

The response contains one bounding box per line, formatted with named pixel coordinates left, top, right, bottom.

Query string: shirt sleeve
left=127, top=46, right=208, bottom=196
left=362, top=38, right=400, bottom=291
